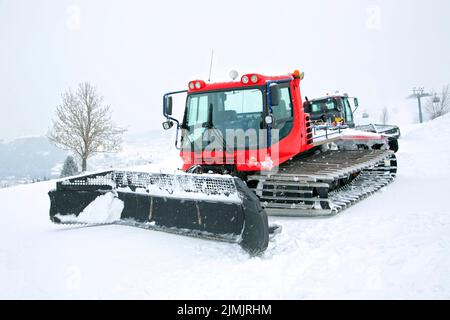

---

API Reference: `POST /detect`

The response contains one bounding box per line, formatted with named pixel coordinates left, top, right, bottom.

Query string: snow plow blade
left=48, top=171, right=271, bottom=255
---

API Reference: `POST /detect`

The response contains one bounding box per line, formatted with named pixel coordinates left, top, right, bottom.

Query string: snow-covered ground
left=87, top=130, right=180, bottom=172
left=1, top=115, right=450, bottom=299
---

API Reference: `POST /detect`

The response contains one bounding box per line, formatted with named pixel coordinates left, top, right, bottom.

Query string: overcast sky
left=0, top=0, right=449, bottom=140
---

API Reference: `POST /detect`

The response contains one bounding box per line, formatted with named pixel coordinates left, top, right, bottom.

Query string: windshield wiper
left=203, top=103, right=229, bottom=151
left=202, top=103, right=214, bottom=129
left=185, top=104, right=231, bottom=153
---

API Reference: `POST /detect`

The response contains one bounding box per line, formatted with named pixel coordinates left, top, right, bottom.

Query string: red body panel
left=180, top=72, right=314, bottom=172
left=188, top=74, right=295, bottom=93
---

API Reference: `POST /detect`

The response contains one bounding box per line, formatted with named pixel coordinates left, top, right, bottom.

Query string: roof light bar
left=188, top=80, right=206, bottom=91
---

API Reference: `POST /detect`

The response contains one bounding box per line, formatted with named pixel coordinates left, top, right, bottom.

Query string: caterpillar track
left=247, top=149, right=397, bottom=217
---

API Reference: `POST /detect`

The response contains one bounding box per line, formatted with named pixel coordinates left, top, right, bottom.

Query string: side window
left=271, top=85, right=294, bottom=142
left=343, top=99, right=353, bottom=123
left=311, top=103, right=321, bottom=112
left=187, top=95, right=208, bottom=126
left=272, top=87, right=293, bottom=120
left=325, top=100, right=335, bottom=111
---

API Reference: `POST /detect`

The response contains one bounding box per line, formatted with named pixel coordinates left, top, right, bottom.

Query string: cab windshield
left=310, top=98, right=336, bottom=113
left=183, top=88, right=264, bottom=148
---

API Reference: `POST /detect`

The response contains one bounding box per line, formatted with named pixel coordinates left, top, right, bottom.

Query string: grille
left=60, top=170, right=237, bottom=196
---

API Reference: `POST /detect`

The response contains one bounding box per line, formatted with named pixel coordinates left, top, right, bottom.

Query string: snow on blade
left=117, top=173, right=242, bottom=204
left=56, top=192, right=124, bottom=224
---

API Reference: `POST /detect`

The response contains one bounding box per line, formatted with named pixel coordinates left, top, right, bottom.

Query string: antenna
left=208, top=49, right=214, bottom=82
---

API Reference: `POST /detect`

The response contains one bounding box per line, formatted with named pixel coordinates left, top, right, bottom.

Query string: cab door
left=342, top=98, right=355, bottom=127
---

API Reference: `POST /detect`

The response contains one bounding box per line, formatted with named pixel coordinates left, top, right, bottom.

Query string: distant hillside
left=0, top=137, right=66, bottom=179
left=0, top=131, right=177, bottom=185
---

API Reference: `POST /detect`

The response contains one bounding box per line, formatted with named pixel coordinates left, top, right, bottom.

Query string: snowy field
left=1, top=115, right=450, bottom=299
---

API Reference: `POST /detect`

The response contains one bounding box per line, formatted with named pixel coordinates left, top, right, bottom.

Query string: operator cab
left=303, top=95, right=358, bottom=128
left=161, top=70, right=310, bottom=172
left=162, top=73, right=301, bottom=153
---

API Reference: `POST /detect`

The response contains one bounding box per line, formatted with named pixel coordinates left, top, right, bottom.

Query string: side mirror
left=303, top=101, right=311, bottom=113
left=354, top=98, right=359, bottom=107
left=165, top=96, right=173, bottom=116
left=269, top=84, right=280, bottom=107
left=162, top=120, right=174, bottom=130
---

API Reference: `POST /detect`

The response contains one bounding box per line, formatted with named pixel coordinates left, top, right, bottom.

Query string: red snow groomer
left=49, top=70, right=397, bottom=255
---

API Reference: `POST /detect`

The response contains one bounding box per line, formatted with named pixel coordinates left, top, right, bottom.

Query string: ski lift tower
left=408, top=87, right=431, bottom=123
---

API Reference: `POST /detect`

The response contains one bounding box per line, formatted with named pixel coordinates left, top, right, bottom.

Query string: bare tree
left=48, top=82, right=126, bottom=171
left=426, top=85, right=450, bottom=120
left=380, top=107, right=389, bottom=125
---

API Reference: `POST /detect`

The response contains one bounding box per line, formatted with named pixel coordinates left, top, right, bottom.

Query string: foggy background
left=1, top=0, right=449, bottom=140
